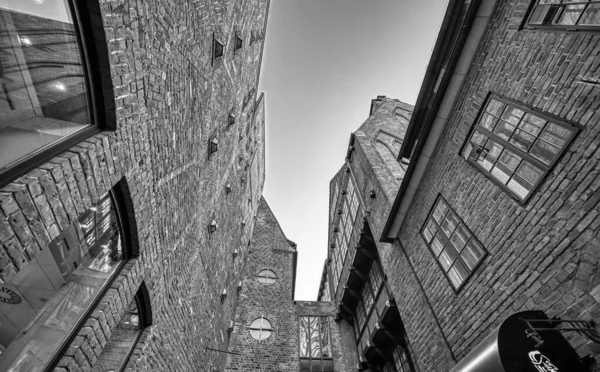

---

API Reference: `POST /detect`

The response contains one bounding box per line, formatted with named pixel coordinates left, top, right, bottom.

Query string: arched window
left=256, top=269, right=277, bottom=284
left=0, top=0, right=113, bottom=186
left=0, top=182, right=133, bottom=371
left=92, top=283, right=151, bottom=372
left=249, top=316, right=273, bottom=340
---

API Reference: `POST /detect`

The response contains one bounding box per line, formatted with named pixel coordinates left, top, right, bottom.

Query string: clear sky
left=259, top=0, right=449, bottom=301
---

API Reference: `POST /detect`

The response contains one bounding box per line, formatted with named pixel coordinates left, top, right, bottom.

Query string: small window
left=462, top=95, right=579, bottom=202
left=525, top=0, right=600, bottom=30
left=299, top=316, right=333, bottom=372
left=0, top=0, right=97, bottom=181
left=249, top=316, right=272, bottom=340
left=421, top=196, right=486, bottom=291
left=256, top=269, right=277, bottom=284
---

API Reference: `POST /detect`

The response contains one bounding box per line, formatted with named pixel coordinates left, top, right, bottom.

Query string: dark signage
left=450, top=311, right=591, bottom=372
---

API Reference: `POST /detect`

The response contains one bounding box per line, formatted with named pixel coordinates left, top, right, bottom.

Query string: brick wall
left=0, top=0, right=269, bottom=370
left=384, top=0, right=600, bottom=371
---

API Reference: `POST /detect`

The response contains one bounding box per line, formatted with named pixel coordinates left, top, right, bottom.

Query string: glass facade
left=0, top=191, right=124, bottom=371
left=0, top=0, right=93, bottom=174
left=299, top=316, right=333, bottom=372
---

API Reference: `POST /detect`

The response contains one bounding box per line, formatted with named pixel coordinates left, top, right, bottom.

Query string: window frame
left=256, top=269, right=277, bottom=284
left=0, top=0, right=114, bottom=188
left=461, top=94, right=582, bottom=204
left=249, top=316, right=273, bottom=341
left=298, top=315, right=334, bottom=372
left=420, top=195, right=487, bottom=293
left=521, top=0, right=600, bottom=33
left=39, top=181, right=136, bottom=370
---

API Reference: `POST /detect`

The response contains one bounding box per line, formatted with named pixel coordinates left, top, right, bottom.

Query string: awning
left=449, top=310, right=591, bottom=372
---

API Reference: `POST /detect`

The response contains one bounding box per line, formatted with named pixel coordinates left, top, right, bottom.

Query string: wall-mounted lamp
left=233, top=249, right=238, bottom=259
left=237, top=281, right=243, bottom=292
left=221, top=289, right=227, bottom=303
left=210, top=137, right=219, bottom=155
left=369, top=190, right=376, bottom=199
left=228, top=113, right=236, bottom=126
left=228, top=320, right=235, bottom=334
left=208, top=220, right=218, bottom=234
left=241, top=220, right=246, bottom=228
left=225, top=184, right=232, bottom=194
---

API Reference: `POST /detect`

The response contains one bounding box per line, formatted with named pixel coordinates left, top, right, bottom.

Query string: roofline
left=381, top=0, right=484, bottom=242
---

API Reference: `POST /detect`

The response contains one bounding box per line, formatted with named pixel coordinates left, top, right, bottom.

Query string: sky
left=259, top=0, right=449, bottom=301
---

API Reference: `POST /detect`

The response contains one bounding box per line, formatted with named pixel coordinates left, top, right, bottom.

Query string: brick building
left=225, top=197, right=356, bottom=372
left=322, top=0, right=600, bottom=372
left=0, top=0, right=269, bottom=370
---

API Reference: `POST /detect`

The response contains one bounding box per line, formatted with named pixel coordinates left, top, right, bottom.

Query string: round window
left=256, top=269, right=277, bottom=284
left=249, top=317, right=273, bottom=340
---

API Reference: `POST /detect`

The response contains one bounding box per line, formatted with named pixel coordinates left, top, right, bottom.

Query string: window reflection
left=0, top=191, right=124, bottom=371
left=92, top=294, right=143, bottom=372
left=0, top=0, right=92, bottom=173
left=299, top=316, right=333, bottom=372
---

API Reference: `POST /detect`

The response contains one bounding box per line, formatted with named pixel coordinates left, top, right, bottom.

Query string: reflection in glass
left=299, top=316, right=333, bottom=372
left=91, top=296, right=143, bottom=372
left=0, top=0, right=92, bottom=172
left=0, top=191, right=123, bottom=371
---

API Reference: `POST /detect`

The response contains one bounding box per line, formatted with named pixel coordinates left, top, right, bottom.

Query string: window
left=299, top=316, right=333, bottom=372
left=382, top=345, right=413, bottom=372
left=0, top=188, right=128, bottom=371
left=331, top=177, right=359, bottom=291
left=249, top=316, right=272, bottom=340
left=462, top=96, right=579, bottom=202
left=525, top=0, right=600, bottom=30
left=256, top=269, right=277, bottom=284
left=421, top=196, right=486, bottom=290
left=92, top=285, right=150, bottom=372
left=0, top=0, right=98, bottom=183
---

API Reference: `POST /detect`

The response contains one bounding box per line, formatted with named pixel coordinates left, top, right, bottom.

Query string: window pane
left=555, top=4, right=585, bottom=24
left=444, top=244, right=459, bottom=265
left=491, top=162, right=512, bottom=184
left=540, top=123, right=572, bottom=148
left=422, top=227, right=433, bottom=243
left=510, top=129, right=536, bottom=151
left=579, top=4, right=600, bottom=25
left=479, top=113, right=498, bottom=131
left=0, top=0, right=92, bottom=172
left=440, top=210, right=459, bottom=237
left=515, top=161, right=543, bottom=186
left=529, top=5, right=551, bottom=24
left=450, top=225, right=469, bottom=252
left=0, top=192, right=123, bottom=371
left=300, top=359, right=311, bottom=371
left=486, top=99, right=506, bottom=117
left=322, top=359, right=334, bottom=372
left=319, top=317, right=331, bottom=357
left=439, top=250, right=453, bottom=272
left=447, top=266, right=463, bottom=288
left=519, top=113, right=545, bottom=137
left=431, top=234, right=445, bottom=256
left=462, top=240, right=485, bottom=270
left=530, top=139, right=559, bottom=165
left=493, top=121, right=517, bottom=141
left=432, top=200, right=447, bottom=223
left=501, top=106, right=525, bottom=127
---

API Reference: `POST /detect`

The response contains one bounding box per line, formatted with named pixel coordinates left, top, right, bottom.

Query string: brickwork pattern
left=385, top=1, right=600, bottom=371
left=0, top=0, right=269, bottom=370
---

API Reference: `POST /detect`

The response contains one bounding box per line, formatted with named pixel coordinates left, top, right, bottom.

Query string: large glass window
left=0, top=0, right=95, bottom=177
left=525, top=0, right=600, bottom=30
left=421, top=196, right=486, bottom=291
left=331, top=177, right=359, bottom=293
left=0, top=190, right=126, bottom=371
left=92, top=286, right=148, bottom=372
left=462, top=96, right=579, bottom=202
left=299, top=316, right=333, bottom=372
